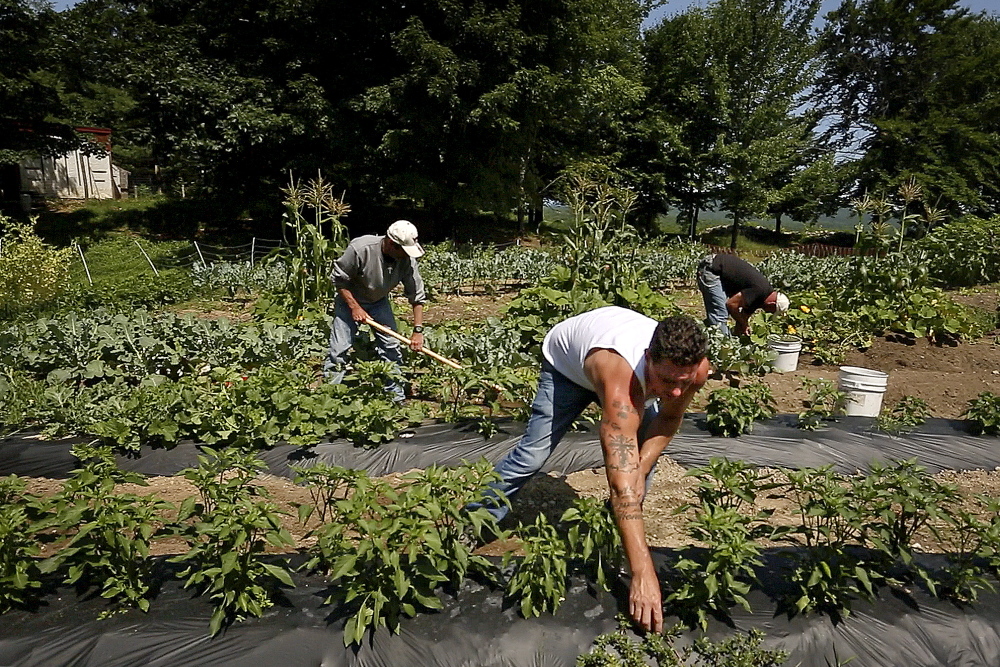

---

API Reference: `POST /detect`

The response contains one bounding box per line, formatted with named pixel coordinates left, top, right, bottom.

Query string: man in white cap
left=696, top=253, right=789, bottom=336
left=325, top=220, right=426, bottom=402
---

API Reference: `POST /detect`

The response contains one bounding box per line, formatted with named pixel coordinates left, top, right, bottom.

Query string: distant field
left=543, top=203, right=864, bottom=234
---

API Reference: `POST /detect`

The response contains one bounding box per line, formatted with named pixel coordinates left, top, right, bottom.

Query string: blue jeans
left=324, top=296, right=405, bottom=402
left=483, top=359, right=660, bottom=521
left=697, top=255, right=731, bottom=336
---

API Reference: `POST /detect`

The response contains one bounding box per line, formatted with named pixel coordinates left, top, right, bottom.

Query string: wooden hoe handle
left=364, top=319, right=463, bottom=370
left=364, top=319, right=505, bottom=393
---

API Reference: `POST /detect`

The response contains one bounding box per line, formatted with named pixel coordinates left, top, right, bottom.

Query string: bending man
left=696, top=253, right=788, bottom=336
left=485, top=306, right=710, bottom=633
left=325, top=220, right=426, bottom=402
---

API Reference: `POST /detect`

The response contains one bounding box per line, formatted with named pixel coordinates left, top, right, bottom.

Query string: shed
left=17, top=126, right=129, bottom=201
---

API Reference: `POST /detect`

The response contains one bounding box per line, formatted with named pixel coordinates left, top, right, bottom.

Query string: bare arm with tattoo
left=584, top=348, right=662, bottom=633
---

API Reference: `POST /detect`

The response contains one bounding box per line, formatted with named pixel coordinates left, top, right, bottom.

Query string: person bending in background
left=696, top=253, right=789, bottom=336
left=482, top=306, right=710, bottom=633
left=324, top=219, right=426, bottom=402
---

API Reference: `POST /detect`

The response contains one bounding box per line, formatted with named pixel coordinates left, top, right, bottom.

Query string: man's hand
left=410, top=332, right=424, bottom=351
left=629, top=567, right=664, bottom=633
left=349, top=305, right=369, bottom=324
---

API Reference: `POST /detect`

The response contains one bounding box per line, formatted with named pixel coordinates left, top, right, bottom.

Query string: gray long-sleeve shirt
left=331, top=235, right=426, bottom=305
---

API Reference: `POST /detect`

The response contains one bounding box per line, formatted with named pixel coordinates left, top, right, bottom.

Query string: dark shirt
left=709, top=254, right=772, bottom=313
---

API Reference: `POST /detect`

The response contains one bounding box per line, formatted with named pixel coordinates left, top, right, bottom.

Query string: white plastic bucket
left=768, top=336, right=802, bottom=373
left=838, top=366, right=889, bottom=417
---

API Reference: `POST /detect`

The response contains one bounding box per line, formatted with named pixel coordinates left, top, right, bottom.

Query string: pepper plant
left=0, top=475, right=45, bottom=612
left=505, top=512, right=570, bottom=619
left=877, top=395, right=930, bottom=434
left=779, top=466, right=876, bottom=616
left=797, top=378, right=845, bottom=430
left=667, top=459, right=784, bottom=629
left=304, top=460, right=504, bottom=646
left=561, top=496, right=623, bottom=592
left=173, top=446, right=296, bottom=636
left=853, top=459, right=960, bottom=596
left=39, top=444, right=170, bottom=615
left=704, top=382, right=776, bottom=437
left=964, top=391, right=1000, bottom=435
left=932, top=496, right=997, bottom=604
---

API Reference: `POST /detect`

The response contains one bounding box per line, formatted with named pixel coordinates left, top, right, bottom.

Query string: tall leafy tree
left=638, top=0, right=823, bottom=246
left=704, top=0, right=822, bottom=248
left=0, top=0, right=90, bottom=163
left=358, top=0, right=649, bottom=229
left=637, top=9, right=725, bottom=237
left=815, top=1, right=1000, bottom=218
left=36, top=0, right=651, bottom=225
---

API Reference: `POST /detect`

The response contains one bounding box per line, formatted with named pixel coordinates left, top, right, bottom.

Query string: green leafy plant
left=853, top=459, right=960, bottom=596
left=964, top=391, right=1000, bottom=435
left=505, top=512, right=570, bottom=619
left=304, top=460, right=503, bottom=646
left=797, top=378, right=846, bottom=430
left=0, top=216, right=74, bottom=319
left=173, top=447, right=296, bottom=635
left=917, top=215, right=1000, bottom=288
left=878, top=395, right=930, bottom=434
left=705, top=382, right=776, bottom=437
left=932, top=496, right=997, bottom=604
left=667, top=459, right=782, bottom=629
left=39, top=444, right=170, bottom=615
left=4, top=359, right=425, bottom=452
left=578, top=620, right=788, bottom=667
left=0, top=475, right=45, bottom=612
left=707, top=327, right=776, bottom=378
left=561, top=496, right=623, bottom=591
left=779, top=466, right=876, bottom=616
left=418, top=243, right=554, bottom=295
left=291, top=463, right=367, bottom=524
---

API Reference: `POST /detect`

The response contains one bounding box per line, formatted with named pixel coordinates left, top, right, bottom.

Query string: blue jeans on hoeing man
left=484, top=359, right=660, bottom=522
left=324, top=296, right=405, bottom=402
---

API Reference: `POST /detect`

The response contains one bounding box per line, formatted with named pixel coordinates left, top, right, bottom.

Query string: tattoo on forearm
left=606, top=433, right=638, bottom=472
left=611, top=487, right=643, bottom=521
left=611, top=399, right=639, bottom=421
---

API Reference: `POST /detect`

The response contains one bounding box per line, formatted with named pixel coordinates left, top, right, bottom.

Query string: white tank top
left=542, top=306, right=655, bottom=394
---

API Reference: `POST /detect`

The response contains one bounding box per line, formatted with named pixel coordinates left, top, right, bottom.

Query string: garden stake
left=364, top=319, right=504, bottom=392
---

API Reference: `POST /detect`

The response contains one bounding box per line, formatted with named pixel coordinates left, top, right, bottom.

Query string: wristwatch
left=412, top=325, right=424, bottom=334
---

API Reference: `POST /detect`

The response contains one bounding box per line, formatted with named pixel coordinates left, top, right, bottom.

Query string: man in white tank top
left=485, top=306, right=710, bottom=634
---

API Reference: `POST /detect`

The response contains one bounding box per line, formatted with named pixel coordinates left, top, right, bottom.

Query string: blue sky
left=643, top=0, right=998, bottom=28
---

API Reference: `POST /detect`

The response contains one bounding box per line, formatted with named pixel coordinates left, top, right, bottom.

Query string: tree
left=638, top=0, right=823, bottom=246
left=637, top=9, right=725, bottom=237
left=0, top=0, right=90, bottom=164
left=357, top=0, right=649, bottom=231
left=704, top=0, right=822, bottom=248
left=814, top=1, right=1000, bottom=219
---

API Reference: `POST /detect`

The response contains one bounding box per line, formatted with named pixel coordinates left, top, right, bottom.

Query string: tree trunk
left=689, top=206, right=700, bottom=239
left=516, top=147, right=532, bottom=236
left=730, top=212, right=740, bottom=249
left=775, top=213, right=782, bottom=234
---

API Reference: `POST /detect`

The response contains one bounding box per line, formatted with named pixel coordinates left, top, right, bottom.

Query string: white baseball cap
left=386, top=220, right=424, bottom=258
left=770, top=291, right=790, bottom=314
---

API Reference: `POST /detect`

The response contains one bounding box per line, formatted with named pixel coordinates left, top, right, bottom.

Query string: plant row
left=7, top=451, right=1000, bottom=651
left=662, top=458, right=1000, bottom=630
left=0, top=361, right=428, bottom=450
left=704, top=377, right=1000, bottom=437
left=0, top=307, right=327, bottom=385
